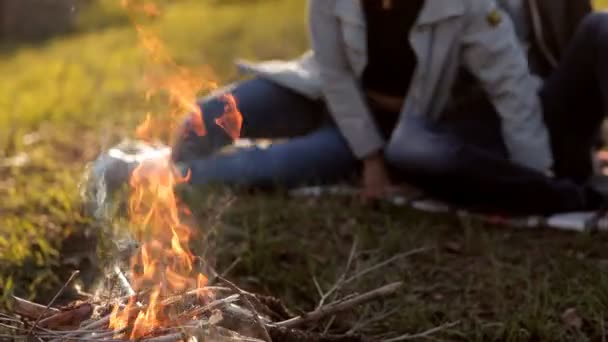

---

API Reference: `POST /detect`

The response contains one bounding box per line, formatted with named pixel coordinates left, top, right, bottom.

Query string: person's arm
left=308, top=0, right=385, bottom=159
left=461, top=0, right=553, bottom=173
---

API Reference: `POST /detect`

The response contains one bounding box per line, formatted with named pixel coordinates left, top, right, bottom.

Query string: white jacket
left=237, top=0, right=553, bottom=172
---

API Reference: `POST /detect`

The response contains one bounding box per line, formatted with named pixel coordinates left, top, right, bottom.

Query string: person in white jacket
left=174, top=0, right=607, bottom=215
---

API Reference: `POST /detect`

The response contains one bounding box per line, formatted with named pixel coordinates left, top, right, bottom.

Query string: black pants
left=390, top=13, right=608, bottom=215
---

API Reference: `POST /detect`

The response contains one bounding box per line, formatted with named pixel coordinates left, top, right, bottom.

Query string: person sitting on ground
left=173, top=0, right=604, bottom=215
left=399, top=0, right=608, bottom=215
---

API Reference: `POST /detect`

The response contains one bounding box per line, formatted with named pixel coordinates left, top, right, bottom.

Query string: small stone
left=444, top=241, right=463, bottom=254
left=561, top=308, right=583, bottom=329
left=432, top=293, right=444, bottom=301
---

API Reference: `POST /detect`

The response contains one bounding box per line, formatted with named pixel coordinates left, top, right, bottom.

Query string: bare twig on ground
left=314, top=246, right=429, bottom=335
left=161, top=286, right=231, bottom=306
left=381, top=320, right=461, bottom=342
left=347, top=307, right=400, bottom=335
left=274, top=282, right=403, bottom=329
left=316, top=237, right=359, bottom=310
left=186, top=294, right=241, bottom=317
left=343, top=247, right=430, bottom=286
left=313, top=276, right=325, bottom=299
left=221, top=257, right=243, bottom=278
left=323, top=315, right=336, bottom=334
left=140, top=327, right=265, bottom=342
left=141, top=332, right=186, bottom=342
left=28, top=270, right=80, bottom=337
left=268, top=326, right=364, bottom=342
left=215, top=274, right=272, bottom=342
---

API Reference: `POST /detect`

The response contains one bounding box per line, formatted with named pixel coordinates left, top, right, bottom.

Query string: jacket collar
left=417, top=0, right=465, bottom=25
left=333, top=0, right=465, bottom=27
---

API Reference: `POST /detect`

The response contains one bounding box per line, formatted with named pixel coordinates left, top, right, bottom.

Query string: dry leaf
left=209, top=309, right=223, bottom=325
left=0, top=153, right=29, bottom=168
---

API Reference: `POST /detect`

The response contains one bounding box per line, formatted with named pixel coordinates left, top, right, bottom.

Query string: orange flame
left=216, top=94, right=244, bottom=140
left=108, top=0, right=243, bottom=338
left=130, top=289, right=161, bottom=339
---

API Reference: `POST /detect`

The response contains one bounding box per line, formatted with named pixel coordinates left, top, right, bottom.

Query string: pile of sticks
left=2, top=272, right=402, bottom=342
left=1, top=245, right=460, bottom=342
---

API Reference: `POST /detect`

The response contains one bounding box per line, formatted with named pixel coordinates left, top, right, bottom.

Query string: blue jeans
left=387, top=13, right=608, bottom=214
left=384, top=13, right=608, bottom=214
left=174, top=13, right=608, bottom=215
left=173, top=75, right=587, bottom=215
left=173, top=78, right=358, bottom=188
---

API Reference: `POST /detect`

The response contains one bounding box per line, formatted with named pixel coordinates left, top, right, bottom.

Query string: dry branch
left=381, top=320, right=461, bottom=342
left=274, top=282, right=403, bottom=329
left=48, top=314, right=113, bottom=342
left=268, top=326, right=363, bottom=342
left=114, top=265, right=136, bottom=297
left=141, top=325, right=265, bottom=342
left=37, top=303, right=93, bottom=329
left=11, top=296, right=60, bottom=319
left=316, top=238, right=359, bottom=309
left=28, top=270, right=80, bottom=336
left=216, top=275, right=272, bottom=342
left=343, top=247, right=430, bottom=285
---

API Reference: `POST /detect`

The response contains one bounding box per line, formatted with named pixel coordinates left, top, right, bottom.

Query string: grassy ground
left=2, top=0, right=608, bottom=340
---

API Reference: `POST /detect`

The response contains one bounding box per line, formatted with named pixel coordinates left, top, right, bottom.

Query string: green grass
left=3, top=0, right=608, bottom=340
left=0, top=0, right=307, bottom=306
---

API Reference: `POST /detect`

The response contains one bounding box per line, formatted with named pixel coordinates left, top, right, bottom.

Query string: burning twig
left=274, top=282, right=403, bottom=329
left=27, top=270, right=80, bottom=337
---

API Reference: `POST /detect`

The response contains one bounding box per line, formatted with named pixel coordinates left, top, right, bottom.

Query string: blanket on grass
left=290, top=186, right=608, bottom=233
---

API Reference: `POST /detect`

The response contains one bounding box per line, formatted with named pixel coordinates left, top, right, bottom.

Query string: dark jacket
left=527, top=0, right=593, bottom=77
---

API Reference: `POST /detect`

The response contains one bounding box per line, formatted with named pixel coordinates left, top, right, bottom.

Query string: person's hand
left=362, top=152, right=396, bottom=200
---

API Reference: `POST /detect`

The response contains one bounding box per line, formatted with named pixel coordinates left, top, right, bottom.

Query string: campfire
left=0, top=1, right=421, bottom=341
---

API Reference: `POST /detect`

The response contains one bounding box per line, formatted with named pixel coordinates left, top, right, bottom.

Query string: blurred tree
left=0, top=0, right=88, bottom=41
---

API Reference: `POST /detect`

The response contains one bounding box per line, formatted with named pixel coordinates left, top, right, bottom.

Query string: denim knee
left=384, top=140, right=461, bottom=175
left=172, top=95, right=230, bottom=162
